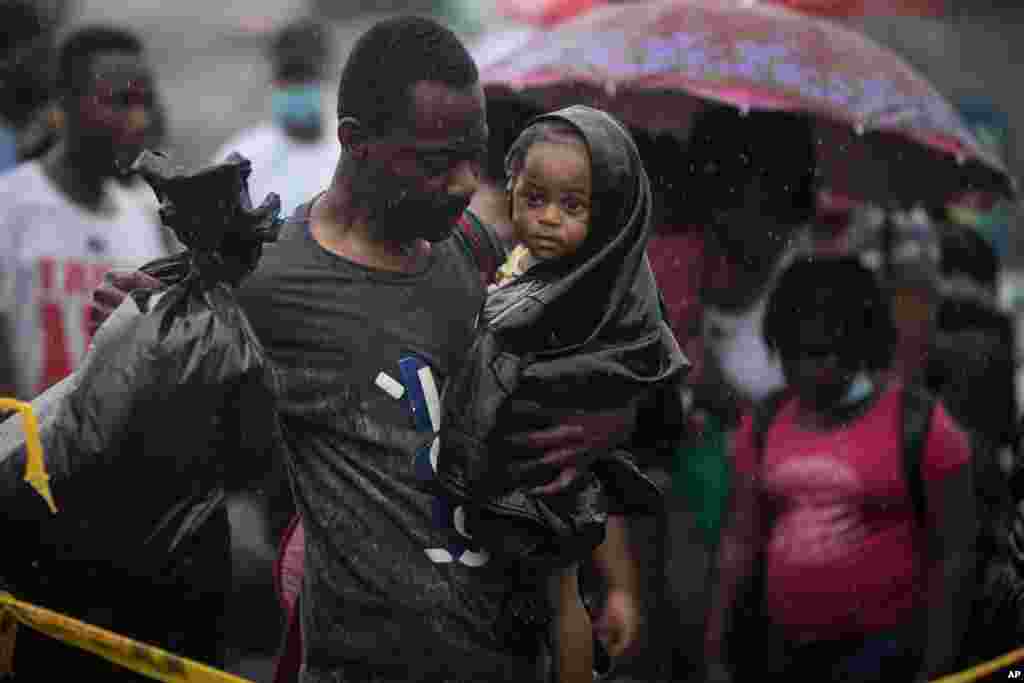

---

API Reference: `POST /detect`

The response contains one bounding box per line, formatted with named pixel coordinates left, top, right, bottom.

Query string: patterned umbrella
left=493, top=0, right=605, bottom=26
left=492, top=0, right=946, bottom=23
left=475, top=0, right=1015, bottom=204
left=758, top=0, right=945, bottom=17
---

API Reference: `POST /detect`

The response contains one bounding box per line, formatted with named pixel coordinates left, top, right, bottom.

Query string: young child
left=492, top=114, right=600, bottom=286
left=439, top=105, right=687, bottom=682
left=505, top=111, right=605, bottom=683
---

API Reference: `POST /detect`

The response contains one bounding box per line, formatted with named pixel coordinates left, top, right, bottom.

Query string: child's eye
left=563, top=197, right=588, bottom=214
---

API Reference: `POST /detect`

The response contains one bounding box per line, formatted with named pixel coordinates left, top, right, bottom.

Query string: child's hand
left=594, top=588, right=640, bottom=659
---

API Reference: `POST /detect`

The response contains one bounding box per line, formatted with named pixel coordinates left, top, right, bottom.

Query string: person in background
left=0, top=25, right=233, bottom=683
left=849, top=206, right=1024, bottom=675
left=212, top=17, right=339, bottom=218
left=930, top=223, right=1017, bottom=460
left=659, top=107, right=818, bottom=680
left=0, top=25, right=167, bottom=402
left=688, top=107, right=818, bottom=404
left=111, top=89, right=183, bottom=254
left=846, top=205, right=943, bottom=384
left=929, top=222, right=1023, bottom=673
left=705, top=256, right=975, bottom=683
left=0, top=0, right=57, bottom=175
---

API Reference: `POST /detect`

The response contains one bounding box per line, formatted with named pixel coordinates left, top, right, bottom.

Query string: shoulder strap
left=744, top=390, right=789, bottom=549
left=752, top=389, right=789, bottom=464
left=901, top=384, right=937, bottom=525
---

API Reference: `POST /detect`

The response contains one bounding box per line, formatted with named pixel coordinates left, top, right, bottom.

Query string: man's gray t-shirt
left=237, top=208, right=538, bottom=683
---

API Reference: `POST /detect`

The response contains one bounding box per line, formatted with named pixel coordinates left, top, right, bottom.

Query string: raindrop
left=854, top=123, right=865, bottom=136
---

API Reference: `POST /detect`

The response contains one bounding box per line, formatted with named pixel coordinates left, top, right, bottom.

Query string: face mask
left=840, top=372, right=875, bottom=406
left=271, top=83, right=322, bottom=131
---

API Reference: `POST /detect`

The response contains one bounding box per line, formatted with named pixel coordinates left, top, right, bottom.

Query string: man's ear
left=338, top=117, right=366, bottom=159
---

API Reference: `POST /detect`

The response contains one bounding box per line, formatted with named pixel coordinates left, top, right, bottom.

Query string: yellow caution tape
left=1, top=584, right=1023, bottom=683
left=931, top=647, right=1024, bottom=683
left=0, top=593, right=254, bottom=683
left=0, top=399, right=57, bottom=514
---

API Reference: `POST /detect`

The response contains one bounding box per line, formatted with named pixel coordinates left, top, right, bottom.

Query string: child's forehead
left=529, top=120, right=585, bottom=145
left=525, top=136, right=588, bottom=159
left=522, top=131, right=591, bottom=170
left=521, top=142, right=592, bottom=188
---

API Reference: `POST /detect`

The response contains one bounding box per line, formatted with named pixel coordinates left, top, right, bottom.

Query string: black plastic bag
left=0, top=150, right=282, bottom=581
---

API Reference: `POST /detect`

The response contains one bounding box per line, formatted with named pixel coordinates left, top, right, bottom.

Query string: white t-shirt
left=109, top=175, right=184, bottom=254
left=703, top=246, right=802, bottom=404
left=704, top=294, right=786, bottom=404
left=212, top=123, right=339, bottom=218
left=0, top=161, right=168, bottom=399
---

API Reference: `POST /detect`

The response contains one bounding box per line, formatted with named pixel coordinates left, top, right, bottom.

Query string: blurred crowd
left=0, top=1, right=1022, bottom=682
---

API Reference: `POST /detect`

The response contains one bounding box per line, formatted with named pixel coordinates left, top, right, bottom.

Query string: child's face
left=511, top=139, right=592, bottom=261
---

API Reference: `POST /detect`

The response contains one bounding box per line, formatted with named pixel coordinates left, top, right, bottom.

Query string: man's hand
left=88, top=270, right=162, bottom=335
left=500, top=402, right=637, bottom=495
left=594, top=588, right=640, bottom=659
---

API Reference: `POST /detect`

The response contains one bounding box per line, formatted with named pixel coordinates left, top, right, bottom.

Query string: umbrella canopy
left=494, top=0, right=605, bottom=26
left=493, top=0, right=947, bottom=24
left=475, top=0, right=1015, bottom=205
left=757, top=0, right=945, bottom=17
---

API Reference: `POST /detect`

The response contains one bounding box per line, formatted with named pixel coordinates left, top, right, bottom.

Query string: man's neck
left=42, top=139, right=115, bottom=213
left=310, top=186, right=429, bottom=274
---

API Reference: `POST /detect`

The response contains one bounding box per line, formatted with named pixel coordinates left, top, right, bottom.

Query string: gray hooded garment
left=437, top=105, right=689, bottom=569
